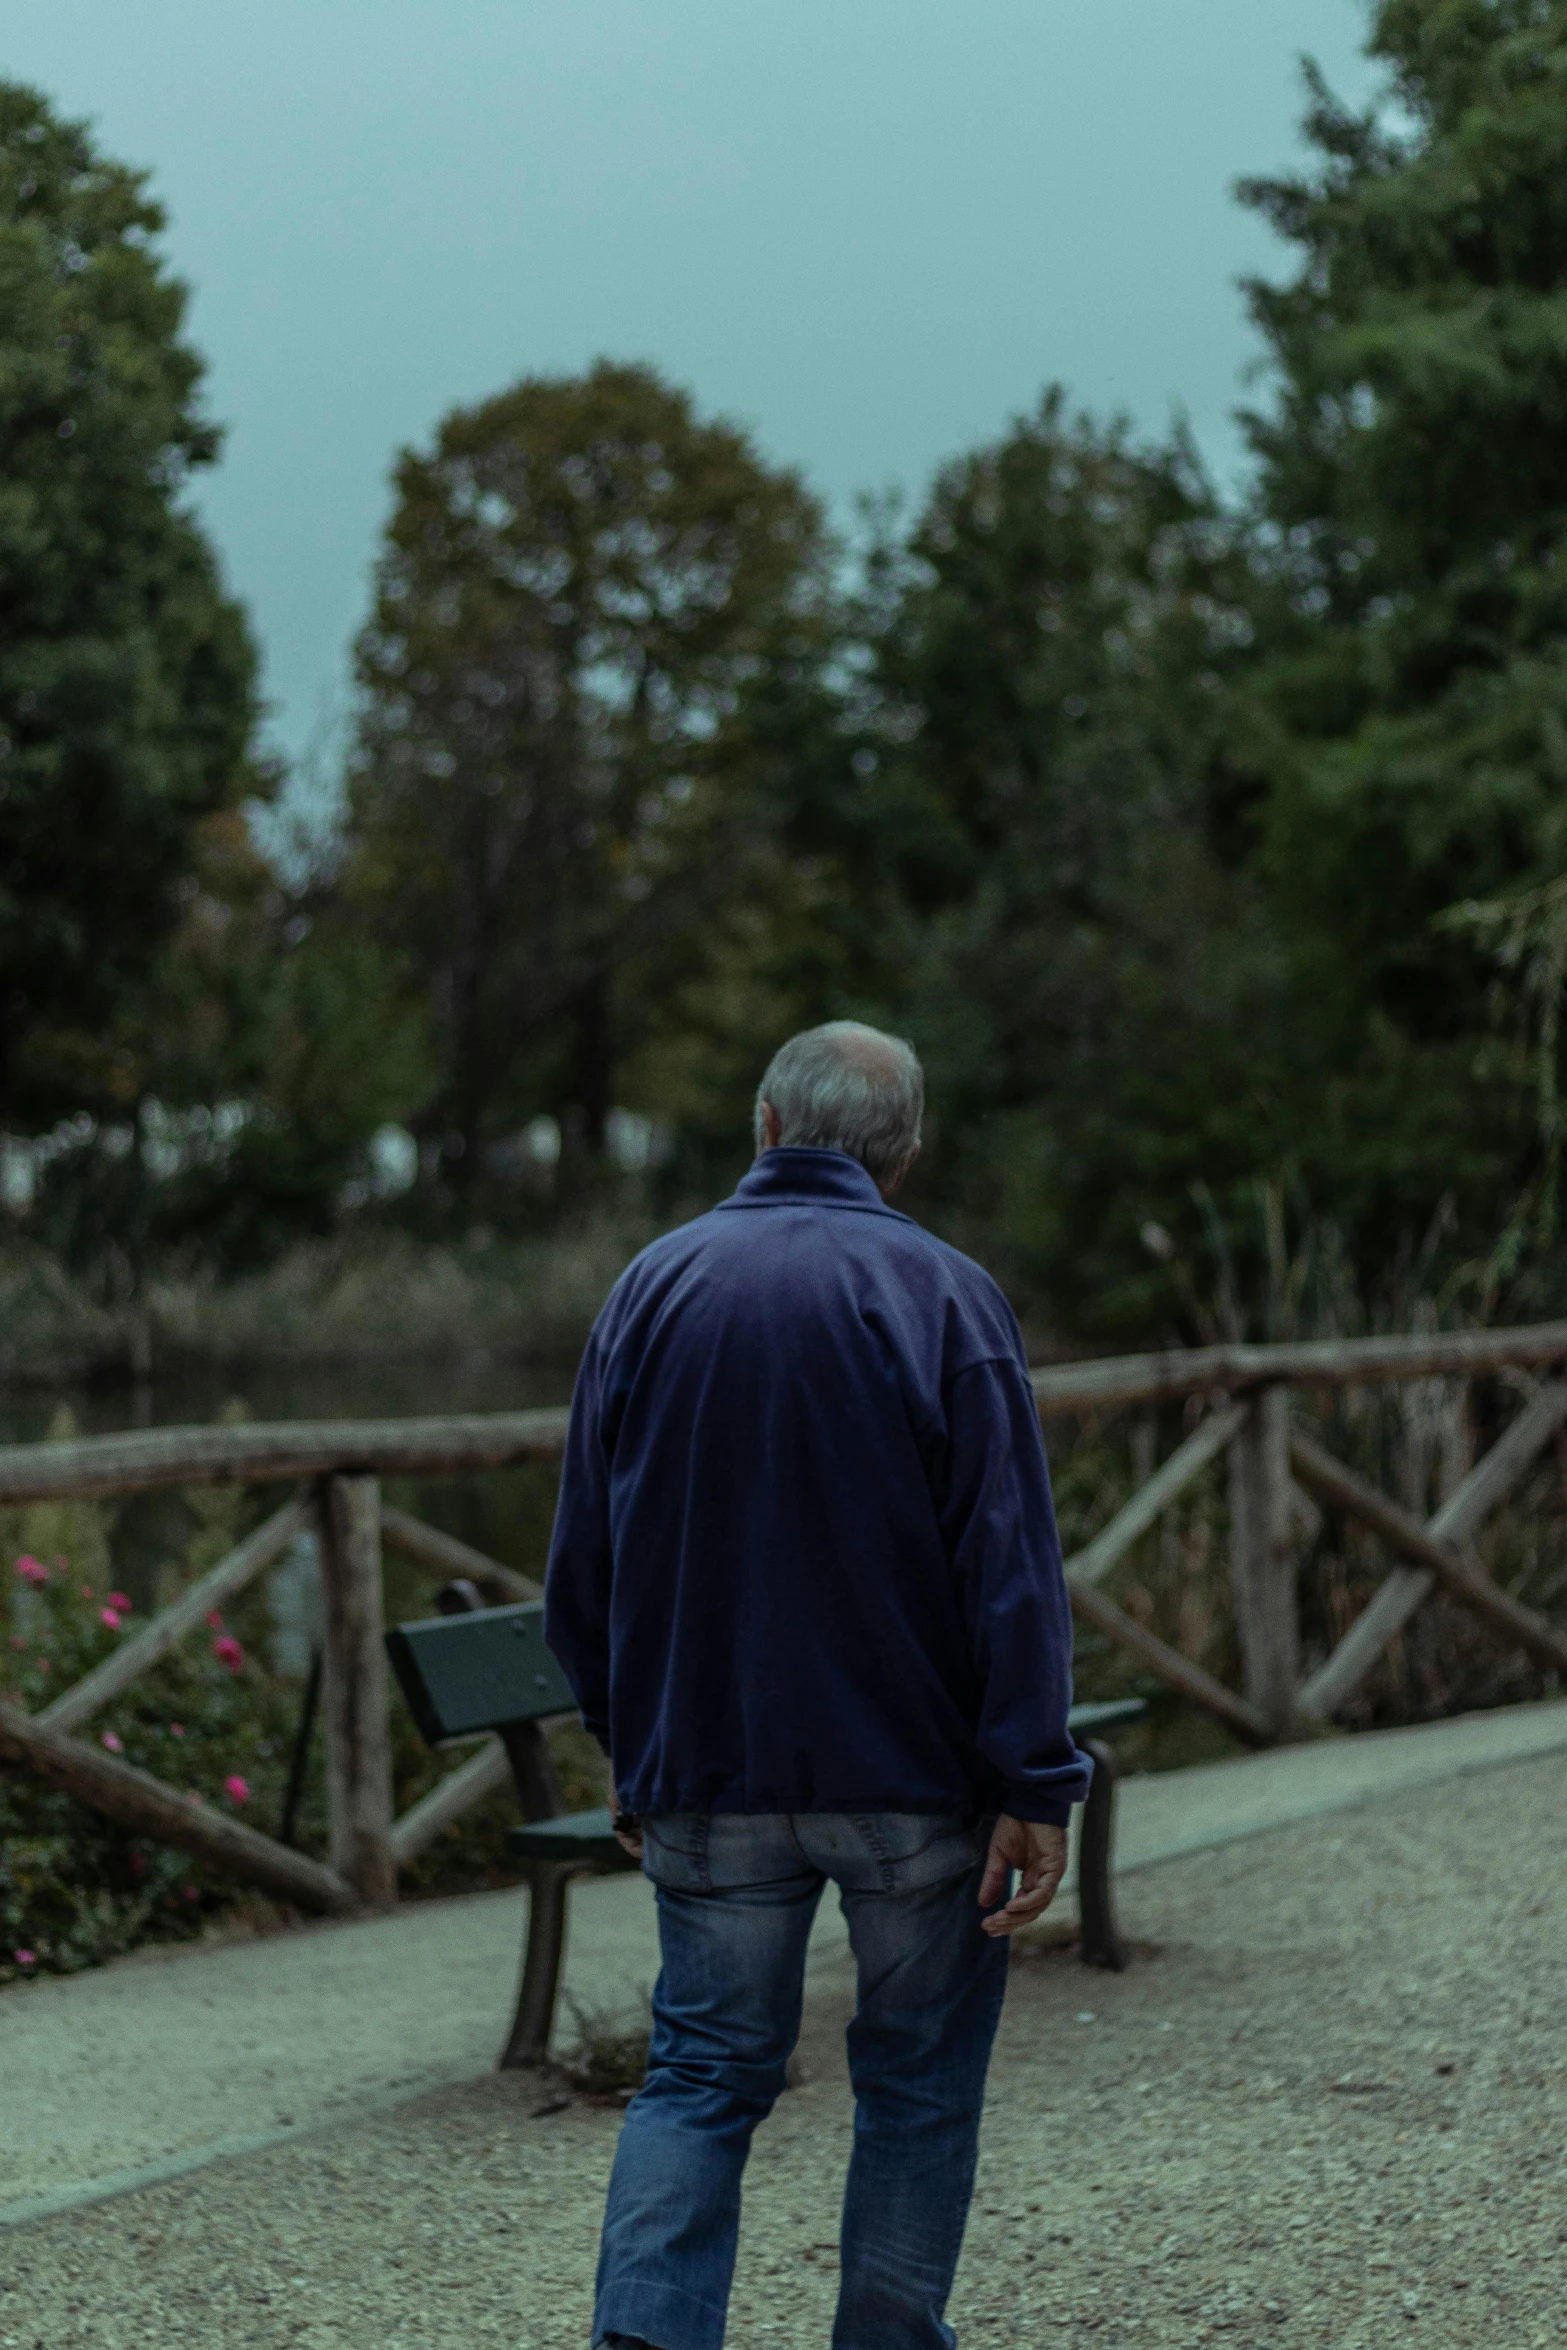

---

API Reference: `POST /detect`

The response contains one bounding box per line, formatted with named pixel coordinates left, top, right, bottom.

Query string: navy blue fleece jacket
left=544, top=1147, right=1090, bottom=1825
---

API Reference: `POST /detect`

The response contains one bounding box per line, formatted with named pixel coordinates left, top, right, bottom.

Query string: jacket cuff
left=582, top=1713, right=612, bottom=1756
left=1000, top=1789, right=1074, bottom=1827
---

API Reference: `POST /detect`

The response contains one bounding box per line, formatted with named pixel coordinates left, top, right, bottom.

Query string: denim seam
left=852, top=1812, right=899, bottom=1892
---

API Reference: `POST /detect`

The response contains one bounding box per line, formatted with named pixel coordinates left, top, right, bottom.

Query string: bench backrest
left=1067, top=1698, right=1147, bottom=1736
left=386, top=1601, right=575, bottom=1746
left=388, top=1598, right=1148, bottom=1755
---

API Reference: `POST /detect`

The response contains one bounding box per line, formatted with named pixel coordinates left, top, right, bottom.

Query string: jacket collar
left=720, top=1147, right=897, bottom=1213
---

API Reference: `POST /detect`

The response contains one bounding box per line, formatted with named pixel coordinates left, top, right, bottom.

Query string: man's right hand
left=608, top=1773, right=644, bottom=1859
left=978, top=1814, right=1068, bottom=1937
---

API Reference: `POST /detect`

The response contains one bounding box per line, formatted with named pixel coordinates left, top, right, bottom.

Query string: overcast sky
left=8, top=3, right=1377, bottom=775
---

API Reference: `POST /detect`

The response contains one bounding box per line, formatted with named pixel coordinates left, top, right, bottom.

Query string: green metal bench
left=387, top=1586, right=1145, bottom=2068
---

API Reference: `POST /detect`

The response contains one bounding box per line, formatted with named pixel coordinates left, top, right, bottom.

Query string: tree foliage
left=0, top=83, right=261, bottom=1129
left=1233, top=0, right=1567, bottom=1255
left=17, top=8, right=1567, bottom=1338
left=27, top=811, right=429, bottom=1281
left=866, top=397, right=1281, bottom=1317
left=651, top=3, right=1567, bottom=1324
left=345, top=361, right=825, bottom=1192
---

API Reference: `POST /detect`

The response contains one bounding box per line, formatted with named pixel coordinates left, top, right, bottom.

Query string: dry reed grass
left=0, top=1219, right=653, bottom=1388
left=1053, top=1193, right=1567, bottom=1746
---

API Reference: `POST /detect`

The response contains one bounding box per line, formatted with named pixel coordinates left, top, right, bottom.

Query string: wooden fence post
left=1228, top=1385, right=1300, bottom=1736
left=318, top=1474, right=397, bottom=1907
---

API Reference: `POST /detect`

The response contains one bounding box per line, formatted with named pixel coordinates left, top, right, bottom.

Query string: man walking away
left=546, top=1021, right=1091, bottom=2350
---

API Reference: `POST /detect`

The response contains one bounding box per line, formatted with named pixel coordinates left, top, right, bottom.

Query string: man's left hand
left=978, top=1816, right=1067, bottom=1936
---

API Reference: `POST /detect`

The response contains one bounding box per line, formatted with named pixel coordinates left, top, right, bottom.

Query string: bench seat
left=389, top=1590, right=1146, bottom=2067
left=509, top=1806, right=640, bottom=1865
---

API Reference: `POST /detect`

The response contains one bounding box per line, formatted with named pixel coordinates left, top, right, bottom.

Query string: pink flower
left=100, top=1607, right=122, bottom=1631
left=131, top=1852, right=147, bottom=1875
left=10, top=1635, right=25, bottom=1650
left=14, top=1949, right=36, bottom=1967
left=80, top=1586, right=93, bottom=1600
left=182, top=1886, right=199, bottom=1903
left=169, top=1723, right=185, bottom=1738
left=224, top=1774, right=250, bottom=1805
left=211, top=1634, right=244, bottom=1673
left=206, top=1610, right=224, bottom=1631
left=108, top=1591, right=132, bottom=1613
left=100, top=1731, right=124, bottom=1754
left=13, top=1555, right=47, bottom=1586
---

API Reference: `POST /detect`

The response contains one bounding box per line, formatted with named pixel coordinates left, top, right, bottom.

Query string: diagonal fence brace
left=0, top=1701, right=356, bottom=1914
left=1290, top=1431, right=1567, bottom=1684
left=1066, top=1577, right=1273, bottom=1746
left=1297, top=1380, right=1567, bottom=1717
left=1069, top=1405, right=1246, bottom=1588
left=38, top=1497, right=309, bottom=1738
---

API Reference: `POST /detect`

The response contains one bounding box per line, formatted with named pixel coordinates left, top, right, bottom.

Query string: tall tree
left=858, top=396, right=1279, bottom=1324
left=345, top=360, right=825, bottom=1190
left=1237, top=0, right=1567, bottom=1258
left=0, top=83, right=262, bottom=1130
left=619, top=397, right=1289, bottom=1327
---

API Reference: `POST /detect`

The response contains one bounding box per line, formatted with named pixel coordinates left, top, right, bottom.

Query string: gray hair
left=753, top=1021, right=924, bottom=1186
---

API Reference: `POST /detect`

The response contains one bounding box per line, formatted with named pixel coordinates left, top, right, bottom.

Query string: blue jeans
left=593, top=1811, right=1008, bottom=2350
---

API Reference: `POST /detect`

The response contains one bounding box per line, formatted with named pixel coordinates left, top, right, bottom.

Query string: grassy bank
left=0, top=1221, right=657, bottom=1395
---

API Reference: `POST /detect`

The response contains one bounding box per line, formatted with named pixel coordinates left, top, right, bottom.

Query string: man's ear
left=880, top=1141, right=920, bottom=1198
left=758, top=1101, right=782, bottom=1152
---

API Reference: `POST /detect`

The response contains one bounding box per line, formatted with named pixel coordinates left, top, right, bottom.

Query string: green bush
left=0, top=1410, right=606, bottom=1983
left=1, top=1539, right=305, bottom=1982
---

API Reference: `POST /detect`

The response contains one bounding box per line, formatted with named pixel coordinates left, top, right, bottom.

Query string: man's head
left=753, top=1021, right=924, bottom=1195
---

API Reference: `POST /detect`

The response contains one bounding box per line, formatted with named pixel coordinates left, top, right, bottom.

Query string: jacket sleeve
left=933, top=1356, right=1092, bottom=1824
left=543, top=1326, right=615, bottom=1753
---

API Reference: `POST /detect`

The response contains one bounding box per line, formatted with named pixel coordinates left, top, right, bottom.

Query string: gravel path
left=3, top=1747, right=1564, bottom=2348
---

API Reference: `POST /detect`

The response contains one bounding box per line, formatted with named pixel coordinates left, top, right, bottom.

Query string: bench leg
left=1077, top=1736, right=1128, bottom=1973
left=499, top=1718, right=565, bottom=1819
left=500, top=1860, right=581, bottom=2069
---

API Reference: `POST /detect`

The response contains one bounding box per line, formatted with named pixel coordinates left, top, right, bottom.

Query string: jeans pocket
left=640, top=1814, right=711, bottom=1892
left=861, top=1812, right=985, bottom=1892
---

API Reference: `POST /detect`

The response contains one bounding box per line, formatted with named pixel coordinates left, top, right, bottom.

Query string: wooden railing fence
left=2, top=1323, right=1566, bottom=1915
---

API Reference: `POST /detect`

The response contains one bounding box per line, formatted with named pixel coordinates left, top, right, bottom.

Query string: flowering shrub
left=0, top=1409, right=604, bottom=1986
left=0, top=1542, right=306, bottom=1983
